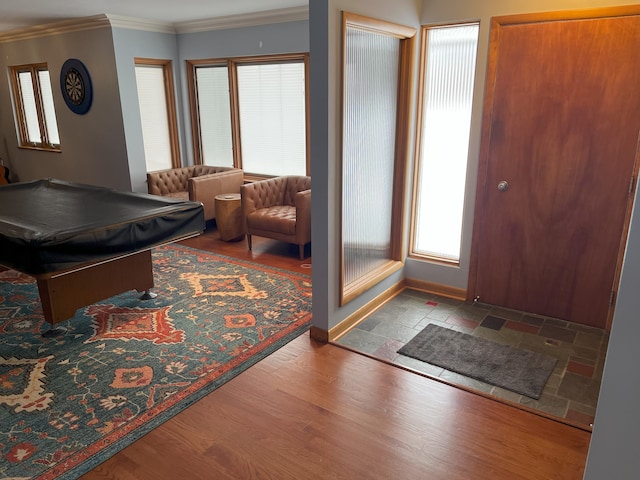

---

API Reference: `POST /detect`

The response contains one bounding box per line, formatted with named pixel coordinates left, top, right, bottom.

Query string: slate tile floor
left=335, top=289, right=609, bottom=428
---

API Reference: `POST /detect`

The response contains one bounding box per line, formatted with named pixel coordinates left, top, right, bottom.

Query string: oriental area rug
left=0, top=244, right=312, bottom=479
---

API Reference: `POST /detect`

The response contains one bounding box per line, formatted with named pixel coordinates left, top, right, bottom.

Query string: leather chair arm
left=295, top=189, right=311, bottom=244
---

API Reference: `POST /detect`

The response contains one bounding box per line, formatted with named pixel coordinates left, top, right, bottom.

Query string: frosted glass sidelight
left=342, top=26, right=400, bottom=287
left=413, top=23, right=479, bottom=262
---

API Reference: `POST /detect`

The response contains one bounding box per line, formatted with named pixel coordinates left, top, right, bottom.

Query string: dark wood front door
left=469, top=8, right=640, bottom=329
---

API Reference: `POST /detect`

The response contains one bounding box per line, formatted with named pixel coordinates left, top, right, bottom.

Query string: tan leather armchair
left=147, top=165, right=243, bottom=222
left=240, top=176, right=311, bottom=260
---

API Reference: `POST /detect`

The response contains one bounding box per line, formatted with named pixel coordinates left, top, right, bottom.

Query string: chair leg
left=299, top=244, right=304, bottom=260
left=247, top=235, right=252, bottom=251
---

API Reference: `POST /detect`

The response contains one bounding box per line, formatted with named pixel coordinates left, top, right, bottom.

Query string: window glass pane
left=195, top=66, right=233, bottom=167
left=38, top=70, right=60, bottom=145
left=237, top=62, right=306, bottom=176
left=414, top=23, right=479, bottom=261
left=135, top=65, right=172, bottom=172
left=18, top=71, right=41, bottom=144
left=342, top=27, right=399, bottom=286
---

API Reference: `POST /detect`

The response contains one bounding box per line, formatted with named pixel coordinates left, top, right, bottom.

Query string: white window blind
left=135, top=65, right=172, bottom=172
left=38, top=70, right=60, bottom=145
left=18, top=71, right=41, bottom=144
left=237, top=62, right=306, bottom=176
left=195, top=65, right=234, bottom=167
left=413, top=23, right=479, bottom=261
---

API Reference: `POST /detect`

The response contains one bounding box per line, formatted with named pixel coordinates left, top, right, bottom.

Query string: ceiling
left=0, top=0, right=308, bottom=33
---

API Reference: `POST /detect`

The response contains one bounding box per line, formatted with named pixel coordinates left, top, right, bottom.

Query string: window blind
left=135, top=65, right=172, bottom=172
left=18, top=72, right=41, bottom=144
left=237, top=62, right=306, bottom=176
left=195, top=65, right=234, bottom=168
left=38, top=70, right=60, bottom=145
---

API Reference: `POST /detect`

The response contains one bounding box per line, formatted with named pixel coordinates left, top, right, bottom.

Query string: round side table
left=214, top=193, right=244, bottom=242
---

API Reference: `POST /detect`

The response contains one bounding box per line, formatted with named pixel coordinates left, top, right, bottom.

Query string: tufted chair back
left=146, top=165, right=244, bottom=222
left=191, top=165, right=229, bottom=177
left=147, top=166, right=192, bottom=195
left=146, top=165, right=235, bottom=196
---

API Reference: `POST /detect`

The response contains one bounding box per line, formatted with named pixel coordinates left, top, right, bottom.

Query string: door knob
left=497, top=180, right=509, bottom=191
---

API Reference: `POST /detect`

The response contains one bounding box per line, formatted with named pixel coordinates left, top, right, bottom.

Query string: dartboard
left=64, top=68, right=84, bottom=105
left=60, top=59, right=93, bottom=114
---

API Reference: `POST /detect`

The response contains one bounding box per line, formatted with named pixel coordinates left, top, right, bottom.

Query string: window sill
left=18, top=145, right=62, bottom=153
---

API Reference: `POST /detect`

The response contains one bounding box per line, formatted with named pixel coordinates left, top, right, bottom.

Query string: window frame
left=134, top=58, right=181, bottom=171
left=186, top=53, right=310, bottom=180
left=9, top=63, right=61, bottom=152
left=339, top=12, right=416, bottom=306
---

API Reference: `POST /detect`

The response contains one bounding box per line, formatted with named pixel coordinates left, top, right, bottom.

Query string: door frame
left=467, top=5, right=640, bottom=331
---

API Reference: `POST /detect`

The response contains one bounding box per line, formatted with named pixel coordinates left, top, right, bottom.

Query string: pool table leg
left=36, top=249, right=155, bottom=329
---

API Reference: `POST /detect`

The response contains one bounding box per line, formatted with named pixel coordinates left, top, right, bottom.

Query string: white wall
left=0, top=25, right=131, bottom=190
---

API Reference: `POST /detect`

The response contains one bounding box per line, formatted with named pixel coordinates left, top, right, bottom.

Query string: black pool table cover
left=0, top=178, right=205, bottom=274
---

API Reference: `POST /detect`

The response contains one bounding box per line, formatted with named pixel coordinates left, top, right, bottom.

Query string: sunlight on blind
left=342, top=27, right=399, bottom=286
left=196, top=66, right=234, bottom=167
left=38, top=70, right=60, bottom=145
left=237, top=62, right=306, bottom=176
left=414, top=23, right=479, bottom=261
left=135, top=65, right=172, bottom=172
left=18, top=72, right=41, bottom=144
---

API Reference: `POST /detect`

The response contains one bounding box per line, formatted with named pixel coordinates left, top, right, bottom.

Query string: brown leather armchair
left=240, top=176, right=311, bottom=260
left=147, top=165, right=243, bottom=222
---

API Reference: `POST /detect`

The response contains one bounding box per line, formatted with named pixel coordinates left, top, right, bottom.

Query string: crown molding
left=0, top=14, right=111, bottom=43
left=105, top=14, right=176, bottom=34
left=175, top=6, right=309, bottom=34
left=0, top=6, right=308, bottom=43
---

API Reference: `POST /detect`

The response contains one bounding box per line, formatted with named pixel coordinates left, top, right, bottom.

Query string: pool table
left=0, top=178, right=205, bottom=328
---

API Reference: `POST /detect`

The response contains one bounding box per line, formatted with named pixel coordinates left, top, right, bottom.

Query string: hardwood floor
left=181, top=222, right=313, bottom=275
left=82, top=226, right=590, bottom=479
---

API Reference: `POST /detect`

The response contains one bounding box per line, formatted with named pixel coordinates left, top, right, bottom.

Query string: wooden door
left=469, top=8, right=640, bottom=329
